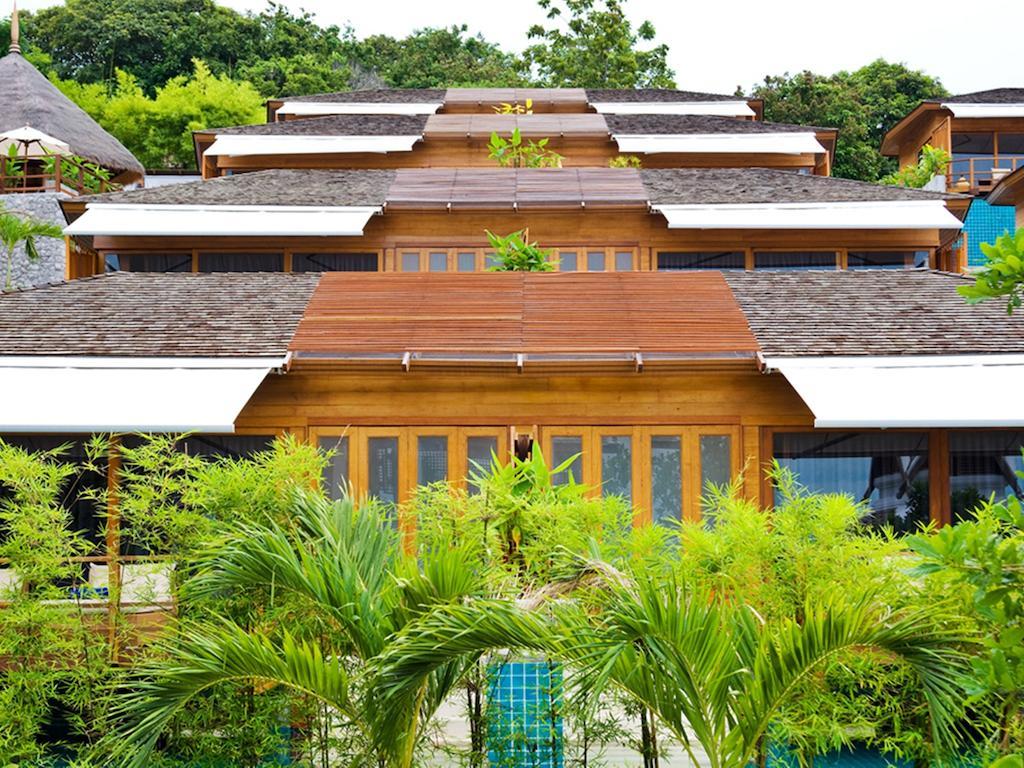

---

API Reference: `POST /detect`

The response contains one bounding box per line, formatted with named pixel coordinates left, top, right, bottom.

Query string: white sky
left=13, top=0, right=1021, bottom=95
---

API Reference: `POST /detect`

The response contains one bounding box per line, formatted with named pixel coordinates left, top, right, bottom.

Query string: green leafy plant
left=608, top=154, right=642, bottom=168
left=958, top=229, right=1024, bottom=314
left=41, top=153, right=114, bottom=194
left=882, top=144, right=951, bottom=188
left=0, top=204, right=65, bottom=290
left=485, top=229, right=556, bottom=272
left=488, top=128, right=564, bottom=168
left=910, top=492, right=1024, bottom=757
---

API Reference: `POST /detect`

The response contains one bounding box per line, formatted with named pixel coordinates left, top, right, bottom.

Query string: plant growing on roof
left=485, top=229, right=556, bottom=272
left=494, top=98, right=533, bottom=115
left=488, top=128, right=564, bottom=168
left=881, top=144, right=951, bottom=188
left=608, top=154, right=641, bottom=168
left=0, top=204, right=64, bottom=291
left=958, top=229, right=1024, bottom=314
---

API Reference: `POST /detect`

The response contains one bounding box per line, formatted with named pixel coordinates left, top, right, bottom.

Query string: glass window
left=401, top=252, right=420, bottom=272
left=949, top=431, right=1024, bottom=523
left=197, top=253, right=283, bottom=272
left=600, top=435, right=632, bottom=501
left=485, top=252, right=500, bottom=270
left=318, top=436, right=349, bottom=500
left=551, top=436, right=583, bottom=486
left=657, top=251, right=745, bottom=271
left=700, top=435, right=732, bottom=516
left=754, top=251, right=836, bottom=270
left=368, top=437, right=399, bottom=507
left=998, top=133, right=1024, bottom=157
left=292, top=253, right=377, bottom=272
left=952, top=133, right=995, bottom=178
left=559, top=250, right=578, bottom=272
left=651, top=435, right=682, bottom=526
left=177, top=434, right=275, bottom=458
left=467, top=436, right=498, bottom=495
left=614, top=251, right=633, bottom=271
left=847, top=251, right=928, bottom=270
left=773, top=432, right=930, bottom=533
left=113, top=253, right=192, bottom=272
left=417, top=435, right=448, bottom=486
left=457, top=252, right=476, bottom=272
left=587, top=251, right=606, bottom=271
left=429, top=252, right=447, bottom=272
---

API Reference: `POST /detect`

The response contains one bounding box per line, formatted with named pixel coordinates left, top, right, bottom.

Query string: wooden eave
left=988, top=166, right=1024, bottom=207
left=881, top=102, right=947, bottom=156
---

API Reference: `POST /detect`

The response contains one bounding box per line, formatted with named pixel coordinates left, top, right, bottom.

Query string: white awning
left=205, top=134, right=421, bottom=157
left=614, top=132, right=825, bottom=155
left=0, top=357, right=285, bottom=433
left=65, top=204, right=381, bottom=237
left=652, top=200, right=962, bottom=230
left=765, top=355, right=1024, bottom=427
left=590, top=101, right=755, bottom=117
left=942, top=103, right=1024, bottom=119
left=277, top=101, right=442, bottom=116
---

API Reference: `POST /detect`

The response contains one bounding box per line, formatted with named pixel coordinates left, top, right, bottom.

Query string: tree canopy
left=523, top=0, right=674, bottom=88
left=750, top=59, right=947, bottom=181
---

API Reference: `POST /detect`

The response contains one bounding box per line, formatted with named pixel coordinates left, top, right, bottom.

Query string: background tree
left=342, top=25, right=525, bottom=88
left=522, top=0, right=675, bottom=88
left=750, top=59, right=946, bottom=181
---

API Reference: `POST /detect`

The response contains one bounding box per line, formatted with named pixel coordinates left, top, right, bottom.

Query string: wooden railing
left=0, top=155, right=121, bottom=196
left=947, top=155, right=1024, bottom=192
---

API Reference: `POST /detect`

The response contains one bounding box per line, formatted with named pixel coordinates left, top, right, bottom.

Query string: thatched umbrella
left=0, top=4, right=144, bottom=184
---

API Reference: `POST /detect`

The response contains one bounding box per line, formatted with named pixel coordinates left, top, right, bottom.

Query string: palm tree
left=0, top=205, right=64, bottom=291
left=373, top=575, right=971, bottom=768
left=110, top=492, right=488, bottom=768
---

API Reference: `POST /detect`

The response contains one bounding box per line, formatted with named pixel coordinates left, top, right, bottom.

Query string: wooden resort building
left=3, top=85, right=1023, bottom=623
left=882, top=88, right=1023, bottom=267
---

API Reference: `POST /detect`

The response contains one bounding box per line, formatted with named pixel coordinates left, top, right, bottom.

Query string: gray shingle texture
left=606, top=114, right=833, bottom=135
left=208, top=114, right=428, bottom=136
left=724, top=270, right=1024, bottom=357
left=0, top=272, right=320, bottom=357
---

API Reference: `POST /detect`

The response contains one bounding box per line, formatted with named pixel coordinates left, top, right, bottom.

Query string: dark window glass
left=197, top=253, right=283, bottom=272
left=615, top=251, right=633, bottom=271
left=457, top=252, right=476, bottom=272
left=485, top=252, right=500, bottom=270
left=998, top=133, right=1024, bottom=156
left=773, top=432, right=930, bottom=533
left=847, top=251, right=928, bottom=270
left=587, top=251, right=606, bottom=271
left=657, top=251, right=745, bottom=271
left=949, top=431, right=1024, bottom=523
left=292, top=253, right=377, bottom=272
left=551, top=436, right=583, bottom=486
left=754, top=251, right=836, bottom=270
left=651, top=435, right=682, bottom=526
left=559, top=251, right=578, bottom=272
left=601, top=435, right=632, bottom=502
left=700, top=435, right=732, bottom=516
left=952, top=132, right=996, bottom=178
left=368, top=437, right=399, bottom=507
left=467, top=436, right=498, bottom=496
left=417, top=436, right=448, bottom=485
left=176, top=434, right=275, bottom=459
left=114, top=253, right=192, bottom=272
left=318, top=435, right=349, bottom=500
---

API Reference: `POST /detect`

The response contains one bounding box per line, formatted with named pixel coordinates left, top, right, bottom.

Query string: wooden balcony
left=0, top=155, right=122, bottom=196
left=947, top=155, right=1024, bottom=193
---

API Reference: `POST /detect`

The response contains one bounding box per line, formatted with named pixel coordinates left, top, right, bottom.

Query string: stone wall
left=0, top=193, right=67, bottom=290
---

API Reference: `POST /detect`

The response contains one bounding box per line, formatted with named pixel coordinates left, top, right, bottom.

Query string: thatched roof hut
left=0, top=9, right=144, bottom=182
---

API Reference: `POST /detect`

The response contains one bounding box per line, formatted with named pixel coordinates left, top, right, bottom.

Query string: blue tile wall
left=487, top=660, right=564, bottom=768
left=963, top=198, right=1016, bottom=267
left=768, top=745, right=913, bottom=768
